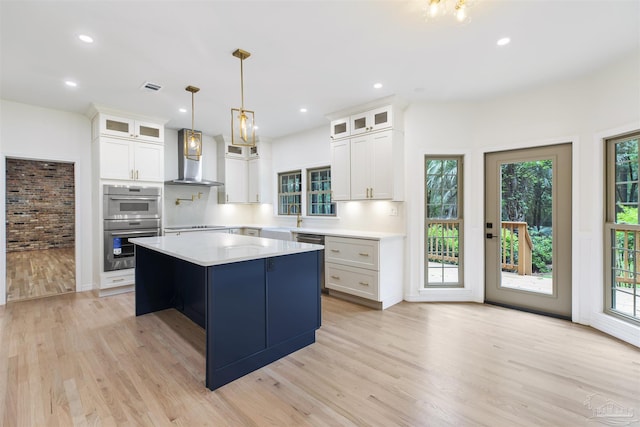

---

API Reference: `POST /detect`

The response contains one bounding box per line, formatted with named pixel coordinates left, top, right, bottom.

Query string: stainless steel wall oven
left=103, top=185, right=161, bottom=272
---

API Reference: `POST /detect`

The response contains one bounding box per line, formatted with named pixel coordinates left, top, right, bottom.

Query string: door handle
left=486, top=233, right=498, bottom=239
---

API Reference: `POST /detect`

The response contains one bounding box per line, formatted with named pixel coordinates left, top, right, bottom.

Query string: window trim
left=604, top=130, right=640, bottom=325
left=277, top=170, right=302, bottom=215
left=424, top=155, right=464, bottom=288
left=307, top=166, right=336, bottom=217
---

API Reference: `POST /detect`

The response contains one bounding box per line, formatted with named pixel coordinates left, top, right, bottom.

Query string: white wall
left=404, top=52, right=640, bottom=346
left=256, top=125, right=406, bottom=233
left=0, top=100, right=93, bottom=303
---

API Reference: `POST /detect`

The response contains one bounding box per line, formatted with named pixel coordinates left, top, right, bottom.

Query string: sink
left=260, top=228, right=293, bottom=241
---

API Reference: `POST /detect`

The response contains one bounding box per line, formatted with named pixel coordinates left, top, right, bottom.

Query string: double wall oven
left=103, top=185, right=161, bottom=272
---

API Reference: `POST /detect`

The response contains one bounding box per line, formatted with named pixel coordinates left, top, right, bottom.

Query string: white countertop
left=131, top=233, right=323, bottom=267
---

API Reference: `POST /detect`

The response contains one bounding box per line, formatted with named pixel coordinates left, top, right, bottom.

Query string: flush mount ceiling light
left=497, top=37, right=511, bottom=46
left=78, top=34, right=93, bottom=43
left=422, top=0, right=474, bottom=24
left=65, top=80, right=77, bottom=87
left=373, top=82, right=383, bottom=89
left=231, top=48, right=256, bottom=147
left=184, top=85, right=202, bottom=161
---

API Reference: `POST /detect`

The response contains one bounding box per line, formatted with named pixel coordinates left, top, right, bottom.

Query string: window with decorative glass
left=278, top=170, right=302, bottom=215
left=425, top=156, right=463, bottom=287
left=307, top=167, right=336, bottom=216
left=605, top=131, right=640, bottom=324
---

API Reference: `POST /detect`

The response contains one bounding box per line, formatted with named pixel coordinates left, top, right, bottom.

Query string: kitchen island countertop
left=130, top=233, right=323, bottom=267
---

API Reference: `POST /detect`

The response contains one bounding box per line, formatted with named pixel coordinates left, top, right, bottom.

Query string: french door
left=484, top=144, right=572, bottom=318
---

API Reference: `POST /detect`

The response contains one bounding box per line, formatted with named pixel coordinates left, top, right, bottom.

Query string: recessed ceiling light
left=373, top=83, right=383, bottom=89
left=78, top=34, right=94, bottom=43
left=179, top=108, right=187, bottom=113
left=497, top=37, right=511, bottom=46
left=65, top=80, right=77, bottom=87
left=300, top=108, right=308, bottom=113
left=254, top=125, right=259, bottom=130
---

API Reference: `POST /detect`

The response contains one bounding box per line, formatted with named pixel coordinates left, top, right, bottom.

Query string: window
left=307, top=167, right=336, bottom=216
left=278, top=170, right=302, bottom=215
left=605, top=131, right=640, bottom=324
left=425, top=156, right=463, bottom=287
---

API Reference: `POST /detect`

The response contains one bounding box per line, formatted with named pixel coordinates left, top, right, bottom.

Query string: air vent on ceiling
left=141, top=81, right=162, bottom=92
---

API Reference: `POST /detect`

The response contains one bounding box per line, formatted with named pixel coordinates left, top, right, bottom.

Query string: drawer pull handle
left=331, top=275, right=340, bottom=280
left=112, top=278, right=125, bottom=283
left=359, top=281, right=369, bottom=286
left=331, top=249, right=340, bottom=252
left=358, top=252, right=369, bottom=257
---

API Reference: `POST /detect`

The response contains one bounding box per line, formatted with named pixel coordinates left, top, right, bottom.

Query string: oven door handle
left=106, top=230, right=158, bottom=236
left=108, top=197, right=158, bottom=201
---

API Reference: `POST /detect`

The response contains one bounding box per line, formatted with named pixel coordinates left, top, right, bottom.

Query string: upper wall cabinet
left=330, top=105, right=393, bottom=140
left=328, top=100, right=404, bottom=201
left=97, top=114, right=164, bottom=143
left=330, top=118, right=350, bottom=140
left=350, top=105, right=393, bottom=136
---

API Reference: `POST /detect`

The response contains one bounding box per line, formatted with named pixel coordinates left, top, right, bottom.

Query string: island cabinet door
left=208, top=259, right=267, bottom=369
left=266, top=251, right=321, bottom=346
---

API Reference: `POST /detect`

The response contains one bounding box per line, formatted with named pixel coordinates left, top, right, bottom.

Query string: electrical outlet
left=389, top=206, right=398, bottom=216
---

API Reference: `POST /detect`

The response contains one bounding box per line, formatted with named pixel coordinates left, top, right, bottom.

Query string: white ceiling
left=1, top=1, right=639, bottom=139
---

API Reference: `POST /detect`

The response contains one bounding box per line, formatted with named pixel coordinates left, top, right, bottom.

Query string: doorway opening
left=5, top=158, right=75, bottom=302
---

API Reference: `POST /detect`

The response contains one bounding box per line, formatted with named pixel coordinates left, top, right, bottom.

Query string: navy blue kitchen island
left=131, top=233, right=323, bottom=390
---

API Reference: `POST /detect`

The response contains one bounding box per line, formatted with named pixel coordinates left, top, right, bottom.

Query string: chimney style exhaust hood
left=165, top=129, right=224, bottom=187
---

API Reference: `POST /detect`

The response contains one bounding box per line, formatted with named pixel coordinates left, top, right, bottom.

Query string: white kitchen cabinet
left=216, top=135, right=271, bottom=204
left=350, top=130, right=394, bottom=200
left=98, top=114, right=164, bottom=143
left=99, top=137, right=164, bottom=182
left=330, top=117, right=350, bottom=140
left=330, top=138, right=351, bottom=201
left=350, top=105, right=393, bottom=136
left=248, top=157, right=272, bottom=203
left=221, top=158, right=248, bottom=203
left=325, top=235, right=403, bottom=309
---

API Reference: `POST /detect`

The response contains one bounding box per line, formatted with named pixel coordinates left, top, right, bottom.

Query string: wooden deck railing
left=612, top=227, right=640, bottom=285
left=500, top=221, right=533, bottom=276
left=427, top=220, right=534, bottom=276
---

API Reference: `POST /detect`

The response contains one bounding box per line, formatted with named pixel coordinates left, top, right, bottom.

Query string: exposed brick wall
left=6, top=158, right=75, bottom=252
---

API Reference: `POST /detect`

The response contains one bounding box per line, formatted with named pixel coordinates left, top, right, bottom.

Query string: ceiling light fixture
left=231, top=48, right=256, bottom=147
left=373, top=83, right=383, bottom=89
left=65, top=80, right=77, bottom=87
left=78, top=34, right=93, bottom=43
left=179, top=108, right=187, bottom=113
left=300, top=108, right=308, bottom=113
left=497, top=37, right=511, bottom=46
left=422, top=0, right=474, bottom=24
left=184, top=85, right=202, bottom=161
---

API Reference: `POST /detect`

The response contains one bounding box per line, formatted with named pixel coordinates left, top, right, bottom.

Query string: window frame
left=604, top=130, right=640, bottom=325
left=424, top=155, right=464, bottom=288
left=277, top=170, right=302, bottom=215
left=307, top=166, right=336, bottom=217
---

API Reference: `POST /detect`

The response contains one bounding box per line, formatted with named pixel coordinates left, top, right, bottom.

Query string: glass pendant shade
left=231, top=108, right=255, bottom=146
left=184, top=129, right=202, bottom=161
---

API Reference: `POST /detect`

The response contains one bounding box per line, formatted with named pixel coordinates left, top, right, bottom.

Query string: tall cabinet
left=88, top=106, right=166, bottom=296
left=328, top=100, right=404, bottom=201
left=215, top=135, right=272, bottom=204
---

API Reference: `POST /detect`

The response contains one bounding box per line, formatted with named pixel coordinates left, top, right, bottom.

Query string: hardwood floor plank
left=0, top=292, right=638, bottom=426
left=6, top=248, right=75, bottom=302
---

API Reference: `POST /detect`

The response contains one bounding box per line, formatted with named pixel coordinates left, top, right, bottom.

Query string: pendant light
left=231, top=48, right=256, bottom=147
left=184, top=85, right=202, bottom=160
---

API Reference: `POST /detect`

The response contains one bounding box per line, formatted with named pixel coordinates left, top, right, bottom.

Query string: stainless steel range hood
left=165, top=129, right=224, bottom=187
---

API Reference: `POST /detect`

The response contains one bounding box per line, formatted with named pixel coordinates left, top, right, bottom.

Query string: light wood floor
left=0, top=292, right=638, bottom=426
left=6, top=248, right=75, bottom=302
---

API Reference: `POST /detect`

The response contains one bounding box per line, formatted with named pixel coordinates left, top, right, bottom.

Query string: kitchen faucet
left=296, top=212, right=303, bottom=228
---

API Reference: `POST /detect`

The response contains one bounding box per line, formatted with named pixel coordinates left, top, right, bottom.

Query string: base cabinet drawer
left=101, top=270, right=134, bottom=289
left=326, top=263, right=379, bottom=300
left=325, top=236, right=379, bottom=270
